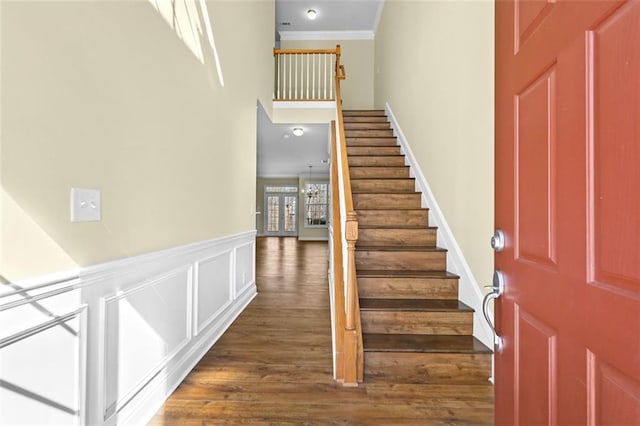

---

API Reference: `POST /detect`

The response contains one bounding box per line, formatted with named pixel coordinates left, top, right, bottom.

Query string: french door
left=264, top=189, right=298, bottom=236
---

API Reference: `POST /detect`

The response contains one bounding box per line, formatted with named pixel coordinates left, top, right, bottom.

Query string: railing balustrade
left=328, top=46, right=363, bottom=386
left=273, top=47, right=339, bottom=101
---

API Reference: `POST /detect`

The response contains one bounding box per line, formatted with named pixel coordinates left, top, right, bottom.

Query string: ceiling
left=257, top=104, right=330, bottom=177
left=276, top=0, right=384, bottom=39
left=257, top=0, right=384, bottom=179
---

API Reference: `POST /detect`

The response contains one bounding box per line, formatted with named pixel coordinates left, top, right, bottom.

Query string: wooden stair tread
left=346, top=137, right=396, bottom=140
left=346, top=137, right=398, bottom=146
left=355, top=208, right=428, bottom=212
left=354, top=206, right=425, bottom=211
left=350, top=166, right=410, bottom=171
left=352, top=190, right=418, bottom=195
left=360, top=298, right=472, bottom=312
left=350, top=166, right=409, bottom=168
left=343, top=110, right=386, bottom=116
left=357, top=225, right=436, bottom=230
left=357, top=270, right=459, bottom=279
left=356, top=245, right=447, bottom=252
left=349, top=154, right=405, bottom=158
left=353, top=191, right=419, bottom=194
left=350, top=177, right=413, bottom=180
left=344, top=123, right=390, bottom=129
left=343, top=119, right=389, bottom=124
left=363, top=334, right=492, bottom=354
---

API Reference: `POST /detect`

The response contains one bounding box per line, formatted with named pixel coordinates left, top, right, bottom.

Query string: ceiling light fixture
left=292, top=127, right=304, bottom=136
left=306, top=9, right=317, bottom=20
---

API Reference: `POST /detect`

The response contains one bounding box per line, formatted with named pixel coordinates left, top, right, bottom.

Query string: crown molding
left=278, top=30, right=375, bottom=41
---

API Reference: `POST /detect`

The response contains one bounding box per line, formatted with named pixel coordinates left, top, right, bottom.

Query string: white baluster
left=324, top=53, right=327, bottom=100
left=288, top=54, right=292, bottom=100
left=330, top=54, right=333, bottom=99
left=305, top=53, right=309, bottom=99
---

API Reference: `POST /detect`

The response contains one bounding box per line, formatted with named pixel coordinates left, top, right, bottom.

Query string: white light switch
left=70, top=188, right=101, bottom=222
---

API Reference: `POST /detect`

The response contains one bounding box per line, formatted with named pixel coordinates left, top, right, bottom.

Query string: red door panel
left=495, top=1, right=640, bottom=424
left=515, top=65, right=557, bottom=268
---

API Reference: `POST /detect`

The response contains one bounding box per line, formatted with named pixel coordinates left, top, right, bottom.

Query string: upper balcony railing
left=273, top=46, right=341, bottom=101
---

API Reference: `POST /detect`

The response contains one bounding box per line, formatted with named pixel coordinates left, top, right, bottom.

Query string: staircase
left=343, top=110, right=492, bottom=384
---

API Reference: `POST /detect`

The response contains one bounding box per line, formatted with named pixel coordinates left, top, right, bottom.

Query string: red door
left=495, top=1, right=640, bottom=424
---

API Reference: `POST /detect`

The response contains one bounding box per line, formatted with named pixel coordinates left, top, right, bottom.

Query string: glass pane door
left=266, top=195, right=280, bottom=233
left=264, top=187, right=298, bottom=236
left=283, top=195, right=297, bottom=233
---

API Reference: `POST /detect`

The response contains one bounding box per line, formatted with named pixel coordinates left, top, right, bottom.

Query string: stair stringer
left=385, top=102, right=494, bottom=350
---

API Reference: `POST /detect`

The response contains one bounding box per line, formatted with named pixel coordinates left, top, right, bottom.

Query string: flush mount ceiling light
left=306, top=9, right=317, bottom=20
left=292, top=127, right=304, bottom=136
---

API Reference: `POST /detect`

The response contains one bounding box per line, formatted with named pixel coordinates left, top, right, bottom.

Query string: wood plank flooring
left=148, top=237, right=494, bottom=425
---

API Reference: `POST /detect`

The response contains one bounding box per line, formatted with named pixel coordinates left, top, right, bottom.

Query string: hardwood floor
left=148, top=237, right=494, bottom=425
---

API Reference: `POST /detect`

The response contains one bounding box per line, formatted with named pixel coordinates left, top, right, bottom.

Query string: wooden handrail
left=330, top=122, right=346, bottom=382
left=331, top=45, right=363, bottom=386
left=273, top=48, right=340, bottom=55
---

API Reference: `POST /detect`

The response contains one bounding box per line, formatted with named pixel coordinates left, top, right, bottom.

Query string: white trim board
left=273, top=101, right=336, bottom=109
left=385, top=103, right=494, bottom=350
left=278, top=30, right=375, bottom=41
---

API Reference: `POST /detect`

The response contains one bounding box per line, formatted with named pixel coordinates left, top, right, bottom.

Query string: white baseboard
left=0, top=231, right=257, bottom=426
left=385, top=103, right=494, bottom=350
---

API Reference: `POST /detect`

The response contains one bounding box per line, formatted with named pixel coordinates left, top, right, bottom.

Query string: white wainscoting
left=385, top=104, right=494, bottom=350
left=195, top=252, right=232, bottom=335
left=0, top=230, right=257, bottom=426
left=0, top=304, right=87, bottom=426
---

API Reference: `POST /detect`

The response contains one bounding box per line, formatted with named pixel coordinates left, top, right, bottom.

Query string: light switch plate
left=71, top=188, right=101, bottom=222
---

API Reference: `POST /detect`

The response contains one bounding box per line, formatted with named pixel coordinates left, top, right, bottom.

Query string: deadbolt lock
left=491, top=229, right=505, bottom=253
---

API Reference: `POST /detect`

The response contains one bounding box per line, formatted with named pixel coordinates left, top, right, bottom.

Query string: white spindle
left=330, top=55, right=333, bottom=99
left=295, top=54, right=298, bottom=99
left=324, top=53, right=327, bottom=99
left=288, top=54, right=292, bottom=100
left=305, top=53, right=309, bottom=99
left=317, top=53, right=321, bottom=99
left=312, top=54, right=316, bottom=99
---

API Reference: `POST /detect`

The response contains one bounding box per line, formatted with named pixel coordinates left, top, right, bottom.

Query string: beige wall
left=1, top=0, right=274, bottom=280
left=375, top=1, right=495, bottom=288
left=281, top=39, right=374, bottom=110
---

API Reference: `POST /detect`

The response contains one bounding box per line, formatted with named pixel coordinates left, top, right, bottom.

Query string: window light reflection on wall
left=147, top=0, right=224, bottom=87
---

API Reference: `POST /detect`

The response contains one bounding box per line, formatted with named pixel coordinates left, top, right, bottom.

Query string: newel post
left=345, top=211, right=358, bottom=330
left=343, top=211, right=359, bottom=385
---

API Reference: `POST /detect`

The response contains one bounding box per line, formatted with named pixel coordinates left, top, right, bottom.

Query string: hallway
left=149, top=237, right=493, bottom=424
